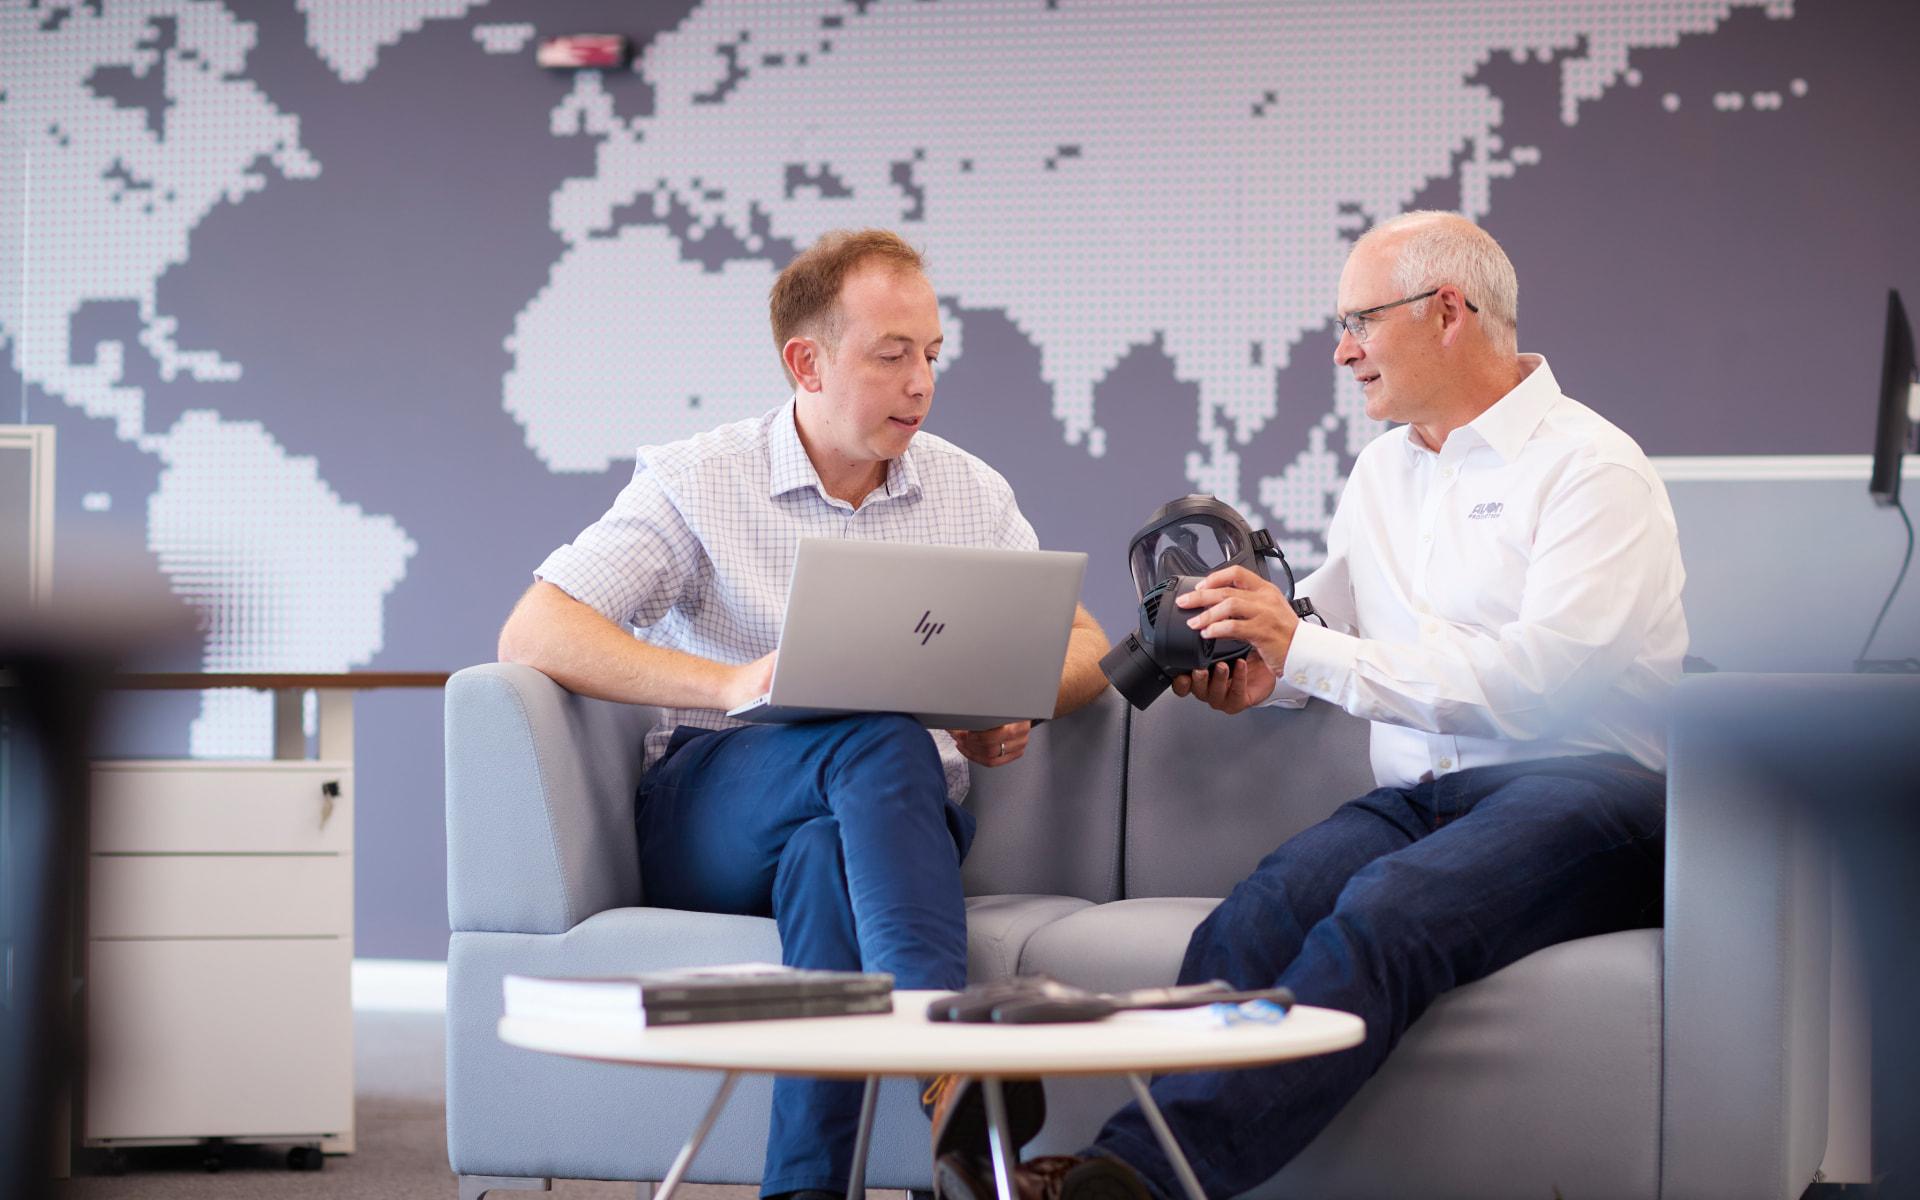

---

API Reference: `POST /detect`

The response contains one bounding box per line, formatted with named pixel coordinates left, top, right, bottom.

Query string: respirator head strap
left=1248, top=526, right=1318, bottom=621
left=1246, top=525, right=1302, bottom=603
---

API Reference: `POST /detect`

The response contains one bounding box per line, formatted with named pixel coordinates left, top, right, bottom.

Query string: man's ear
left=783, top=336, right=826, bottom=393
left=1436, top=285, right=1472, bottom=349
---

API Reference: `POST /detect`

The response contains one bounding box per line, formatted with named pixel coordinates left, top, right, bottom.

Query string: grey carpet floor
left=58, top=1012, right=780, bottom=1200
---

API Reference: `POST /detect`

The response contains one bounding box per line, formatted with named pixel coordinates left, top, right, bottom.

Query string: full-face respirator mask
left=1098, top=495, right=1317, bottom=710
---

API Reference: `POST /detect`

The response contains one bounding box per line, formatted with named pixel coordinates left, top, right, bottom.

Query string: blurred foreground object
left=1673, top=674, right=1920, bottom=1200
left=1, top=590, right=194, bottom=1196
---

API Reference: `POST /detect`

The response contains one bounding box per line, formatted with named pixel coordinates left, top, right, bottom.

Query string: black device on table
left=927, top=976, right=1295, bottom=1024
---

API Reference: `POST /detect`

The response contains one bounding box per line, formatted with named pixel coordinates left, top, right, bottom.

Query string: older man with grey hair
left=931, top=211, right=1689, bottom=1200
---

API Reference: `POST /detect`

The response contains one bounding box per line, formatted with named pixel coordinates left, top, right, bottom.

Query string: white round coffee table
left=499, top=989, right=1364, bottom=1200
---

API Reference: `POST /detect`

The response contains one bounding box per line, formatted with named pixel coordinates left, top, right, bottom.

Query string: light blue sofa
left=445, top=666, right=1854, bottom=1200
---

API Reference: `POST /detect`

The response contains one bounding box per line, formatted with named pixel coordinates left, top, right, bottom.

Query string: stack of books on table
left=503, top=963, right=894, bottom=1029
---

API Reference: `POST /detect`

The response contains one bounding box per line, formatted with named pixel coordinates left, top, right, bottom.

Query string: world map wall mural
left=4, top=0, right=1914, bottom=954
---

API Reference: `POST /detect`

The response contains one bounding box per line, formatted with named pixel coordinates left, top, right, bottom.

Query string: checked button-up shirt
left=536, top=397, right=1040, bottom=802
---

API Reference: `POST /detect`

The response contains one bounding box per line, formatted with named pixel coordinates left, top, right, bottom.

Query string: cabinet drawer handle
left=321, top=780, right=341, bottom=828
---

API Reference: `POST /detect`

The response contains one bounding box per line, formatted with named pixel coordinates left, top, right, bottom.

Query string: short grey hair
left=1355, top=210, right=1518, bottom=357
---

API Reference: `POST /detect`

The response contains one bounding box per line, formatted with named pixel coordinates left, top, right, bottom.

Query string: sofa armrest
left=1663, top=673, right=1845, bottom=1200
left=445, top=663, right=658, bottom=934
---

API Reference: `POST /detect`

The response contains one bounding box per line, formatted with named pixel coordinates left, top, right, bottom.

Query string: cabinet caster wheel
left=85, top=1148, right=129, bottom=1176
left=201, top=1151, right=224, bottom=1173
left=287, top=1145, right=325, bottom=1171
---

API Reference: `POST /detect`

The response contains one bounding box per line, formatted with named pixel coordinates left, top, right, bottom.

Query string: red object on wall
left=536, top=34, right=630, bottom=70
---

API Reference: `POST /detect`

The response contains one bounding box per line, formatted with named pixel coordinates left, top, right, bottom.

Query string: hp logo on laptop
left=913, top=611, right=946, bottom=645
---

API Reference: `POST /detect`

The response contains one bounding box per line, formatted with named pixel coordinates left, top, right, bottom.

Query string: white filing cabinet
left=85, top=760, right=355, bottom=1154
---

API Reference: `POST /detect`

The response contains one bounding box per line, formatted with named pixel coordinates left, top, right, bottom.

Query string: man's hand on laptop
left=718, top=651, right=778, bottom=711
left=950, top=722, right=1030, bottom=767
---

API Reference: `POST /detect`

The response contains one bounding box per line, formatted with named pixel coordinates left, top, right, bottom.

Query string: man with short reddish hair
left=500, top=228, right=1108, bottom=1200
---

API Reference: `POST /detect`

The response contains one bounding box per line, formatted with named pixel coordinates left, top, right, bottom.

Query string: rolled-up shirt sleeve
left=534, top=465, right=704, bottom=629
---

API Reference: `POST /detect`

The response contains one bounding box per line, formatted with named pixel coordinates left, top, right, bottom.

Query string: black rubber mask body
left=1102, top=495, right=1279, bottom=710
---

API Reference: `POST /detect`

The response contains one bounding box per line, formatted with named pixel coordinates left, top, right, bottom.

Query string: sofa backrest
left=961, top=687, right=1130, bottom=903
left=1123, top=696, right=1375, bottom=898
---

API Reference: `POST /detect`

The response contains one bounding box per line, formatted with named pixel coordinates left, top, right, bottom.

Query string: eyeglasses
left=1335, top=290, right=1478, bottom=343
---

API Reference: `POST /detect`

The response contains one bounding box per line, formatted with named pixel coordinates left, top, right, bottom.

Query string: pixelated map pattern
left=295, top=0, right=487, bottom=83
left=0, top=0, right=438, bottom=754
left=0, top=0, right=1793, bottom=753
left=506, top=0, right=1791, bottom=559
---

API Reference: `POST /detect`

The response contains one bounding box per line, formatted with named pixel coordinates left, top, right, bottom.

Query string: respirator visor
left=1105, top=494, right=1317, bottom=711
left=1127, top=506, right=1255, bottom=599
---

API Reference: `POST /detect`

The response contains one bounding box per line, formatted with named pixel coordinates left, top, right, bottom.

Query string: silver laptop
left=727, top=538, right=1088, bottom=731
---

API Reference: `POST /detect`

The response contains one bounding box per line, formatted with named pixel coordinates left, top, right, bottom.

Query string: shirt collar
left=1468, top=354, right=1558, bottom=464
left=767, top=398, right=820, bottom=497
left=883, top=440, right=923, bottom=501
left=1398, top=353, right=1558, bottom=466
left=767, top=397, right=923, bottom=505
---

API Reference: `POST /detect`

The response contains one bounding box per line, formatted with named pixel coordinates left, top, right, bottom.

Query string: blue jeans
left=635, top=715, right=974, bottom=1198
left=1089, top=755, right=1666, bottom=1200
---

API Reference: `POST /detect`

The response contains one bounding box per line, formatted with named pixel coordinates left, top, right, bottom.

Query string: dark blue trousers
left=1089, top=755, right=1666, bottom=1200
left=635, top=715, right=974, bottom=1198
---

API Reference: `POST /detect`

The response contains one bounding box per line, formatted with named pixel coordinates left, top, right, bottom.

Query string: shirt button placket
left=1418, top=455, right=1459, bottom=606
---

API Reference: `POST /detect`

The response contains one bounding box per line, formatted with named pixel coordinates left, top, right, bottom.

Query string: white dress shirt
left=1272, top=355, right=1688, bottom=788
left=536, top=398, right=1040, bottom=801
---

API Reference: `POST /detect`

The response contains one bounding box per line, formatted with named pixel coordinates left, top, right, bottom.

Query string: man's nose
left=1334, top=326, right=1361, bottom=366
left=912, top=353, right=935, bottom=395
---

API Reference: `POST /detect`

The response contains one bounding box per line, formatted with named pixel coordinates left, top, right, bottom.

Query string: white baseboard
left=352, top=958, right=447, bottom=1013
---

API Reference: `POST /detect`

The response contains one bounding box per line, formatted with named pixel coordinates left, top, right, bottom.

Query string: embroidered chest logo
left=1467, top=501, right=1505, bottom=520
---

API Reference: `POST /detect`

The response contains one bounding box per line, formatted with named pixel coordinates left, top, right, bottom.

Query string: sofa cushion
left=447, top=910, right=786, bottom=1183
left=1017, top=897, right=1219, bottom=991
left=1263, top=927, right=1664, bottom=1200
left=966, top=894, right=1095, bottom=984
left=963, top=689, right=1130, bottom=903
left=449, top=897, right=1099, bottom=1186
left=1124, top=697, right=1376, bottom=899
left=1016, top=924, right=1663, bottom=1200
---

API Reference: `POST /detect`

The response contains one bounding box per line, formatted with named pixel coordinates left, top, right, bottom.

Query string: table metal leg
left=1126, top=1073, right=1207, bottom=1200
left=844, top=1075, right=880, bottom=1200
left=981, top=1077, right=1019, bottom=1200
left=654, top=1070, right=740, bottom=1200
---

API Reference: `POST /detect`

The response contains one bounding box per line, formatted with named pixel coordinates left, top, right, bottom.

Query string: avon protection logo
left=913, top=611, right=946, bottom=645
left=1468, top=501, right=1505, bottom=520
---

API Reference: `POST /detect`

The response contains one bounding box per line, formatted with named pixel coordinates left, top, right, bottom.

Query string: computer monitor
left=1869, top=289, right=1918, bottom=508
left=0, top=425, right=55, bottom=608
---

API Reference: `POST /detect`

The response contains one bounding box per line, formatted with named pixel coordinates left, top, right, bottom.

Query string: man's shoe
left=923, top=1075, right=1046, bottom=1160
left=933, top=1151, right=1155, bottom=1200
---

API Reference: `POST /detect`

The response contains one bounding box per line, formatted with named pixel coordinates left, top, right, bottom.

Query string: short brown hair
left=769, top=229, right=927, bottom=385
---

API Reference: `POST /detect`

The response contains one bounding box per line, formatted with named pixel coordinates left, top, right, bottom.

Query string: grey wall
left=1669, top=475, right=1919, bottom=674
left=6, top=0, right=1916, bottom=959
